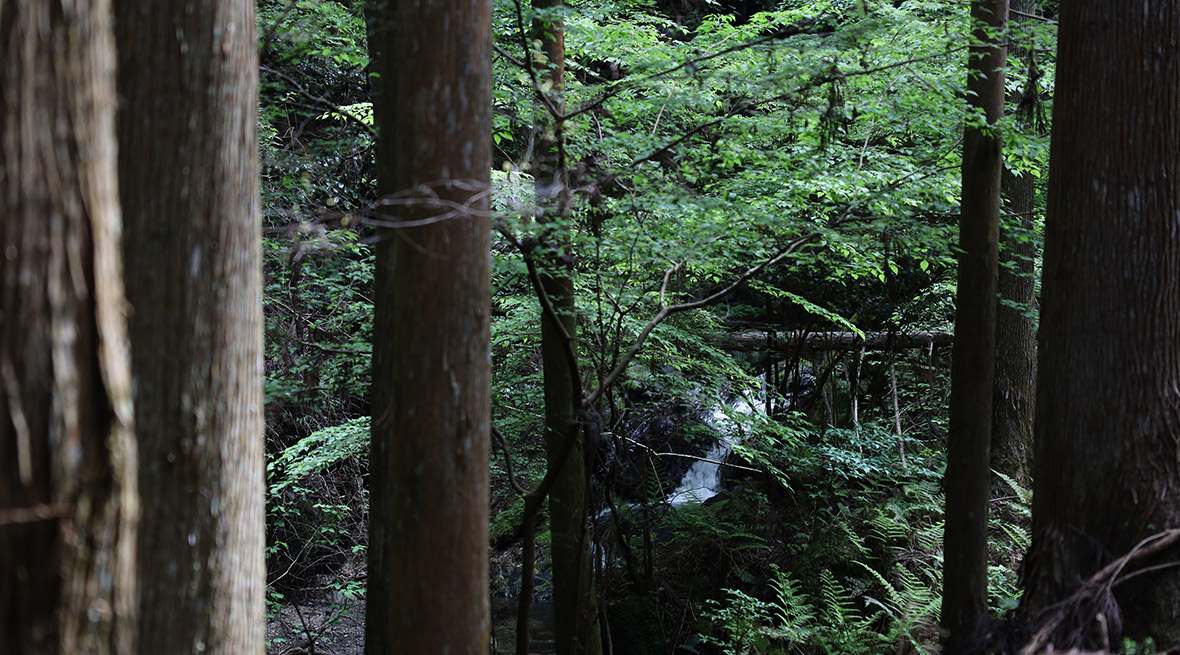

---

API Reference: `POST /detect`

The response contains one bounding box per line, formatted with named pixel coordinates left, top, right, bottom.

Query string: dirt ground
left=266, top=595, right=556, bottom=655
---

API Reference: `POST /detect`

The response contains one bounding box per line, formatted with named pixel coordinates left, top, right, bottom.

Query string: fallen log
left=711, top=330, right=954, bottom=352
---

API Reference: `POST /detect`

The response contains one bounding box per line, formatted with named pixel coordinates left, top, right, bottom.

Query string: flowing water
left=666, top=393, right=764, bottom=505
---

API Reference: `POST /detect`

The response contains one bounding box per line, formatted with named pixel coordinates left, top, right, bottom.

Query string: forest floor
left=265, top=593, right=557, bottom=654
left=267, top=594, right=365, bottom=655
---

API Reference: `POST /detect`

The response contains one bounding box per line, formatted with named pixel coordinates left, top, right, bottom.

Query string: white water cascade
left=666, top=395, right=764, bottom=505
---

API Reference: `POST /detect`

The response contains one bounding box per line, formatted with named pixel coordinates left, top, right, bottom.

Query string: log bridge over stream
left=711, top=330, right=954, bottom=353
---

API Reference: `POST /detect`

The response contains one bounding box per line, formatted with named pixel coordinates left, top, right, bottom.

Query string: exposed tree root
left=1020, top=528, right=1180, bottom=655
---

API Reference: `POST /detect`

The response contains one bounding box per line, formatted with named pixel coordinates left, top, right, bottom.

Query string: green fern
left=813, top=569, right=885, bottom=655
left=997, top=521, right=1031, bottom=553
left=769, top=565, right=816, bottom=644
left=993, top=470, right=1032, bottom=510
left=868, top=507, right=908, bottom=547
left=858, top=561, right=940, bottom=654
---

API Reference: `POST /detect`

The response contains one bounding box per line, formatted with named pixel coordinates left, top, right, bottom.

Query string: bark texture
left=1021, top=2, right=1180, bottom=647
left=532, top=2, right=604, bottom=653
left=992, top=0, right=1038, bottom=487
left=365, top=1, right=492, bottom=653
left=114, top=0, right=264, bottom=651
left=941, top=1, right=1007, bottom=652
left=0, top=1, right=137, bottom=652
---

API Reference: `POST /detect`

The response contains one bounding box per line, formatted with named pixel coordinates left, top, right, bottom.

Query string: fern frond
left=855, top=562, right=902, bottom=617
left=769, top=566, right=817, bottom=644
left=869, top=509, right=908, bottom=547
left=993, top=470, right=1032, bottom=508
left=998, top=521, right=1032, bottom=552
left=818, top=569, right=859, bottom=627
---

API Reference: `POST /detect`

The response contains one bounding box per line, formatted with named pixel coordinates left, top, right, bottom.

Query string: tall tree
left=364, top=1, right=492, bottom=653
left=941, top=0, right=1007, bottom=652
left=991, top=0, right=1039, bottom=487
left=1021, top=2, right=1180, bottom=647
left=0, top=1, right=137, bottom=652
left=114, top=0, right=264, bottom=651
left=531, top=1, right=604, bottom=653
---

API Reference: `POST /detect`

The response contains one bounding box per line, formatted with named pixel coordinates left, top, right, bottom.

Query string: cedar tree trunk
left=1020, top=2, right=1180, bottom=647
left=532, top=2, right=604, bottom=653
left=0, top=1, right=137, bottom=652
left=992, top=0, right=1038, bottom=487
left=364, top=1, right=492, bottom=653
left=115, top=0, right=265, bottom=651
left=941, top=0, right=1007, bottom=652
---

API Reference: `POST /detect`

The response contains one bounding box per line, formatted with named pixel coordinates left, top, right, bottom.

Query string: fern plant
left=768, top=566, right=817, bottom=647
left=701, top=566, right=886, bottom=655
left=858, top=561, right=941, bottom=654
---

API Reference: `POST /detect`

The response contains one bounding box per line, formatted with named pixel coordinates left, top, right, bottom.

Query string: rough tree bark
left=991, top=0, right=1038, bottom=487
left=532, top=1, right=604, bottom=653
left=0, top=2, right=137, bottom=652
left=941, top=0, right=1007, bottom=652
left=1020, top=2, right=1180, bottom=648
left=114, top=0, right=265, bottom=651
left=364, top=1, right=492, bottom=653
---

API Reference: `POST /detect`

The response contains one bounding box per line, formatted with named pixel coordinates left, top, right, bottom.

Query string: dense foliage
left=257, top=1, right=1055, bottom=652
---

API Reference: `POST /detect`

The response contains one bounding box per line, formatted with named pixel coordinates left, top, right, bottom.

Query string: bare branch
left=1021, top=528, right=1180, bottom=655
left=493, top=425, right=530, bottom=496
left=658, top=261, right=680, bottom=307
left=618, top=435, right=760, bottom=473
left=586, top=230, right=823, bottom=405
left=0, top=503, right=70, bottom=526
left=511, top=0, right=563, bottom=121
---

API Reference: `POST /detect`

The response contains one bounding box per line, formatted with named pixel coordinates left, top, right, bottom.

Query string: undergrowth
left=688, top=424, right=1031, bottom=655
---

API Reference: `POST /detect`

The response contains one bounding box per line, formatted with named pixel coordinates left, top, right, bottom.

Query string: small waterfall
left=666, top=439, right=731, bottom=505
left=667, top=395, right=763, bottom=505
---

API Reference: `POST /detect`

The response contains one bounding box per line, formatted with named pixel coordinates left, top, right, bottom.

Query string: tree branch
left=586, top=230, right=823, bottom=405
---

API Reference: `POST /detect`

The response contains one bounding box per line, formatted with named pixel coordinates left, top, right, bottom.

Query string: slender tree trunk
left=365, top=1, right=492, bottom=653
left=992, top=0, right=1038, bottom=487
left=0, top=2, right=137, bottom=652
left=532, top=2, right=604, bottom=653
left=114, top=0, right=264, bottom=651
left=1021, top=3, right=1180, bottom=647
left=941, top=1, right=1007, bottom=652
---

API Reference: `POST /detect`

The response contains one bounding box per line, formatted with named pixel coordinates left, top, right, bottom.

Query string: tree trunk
left=114, top=0, right=265, bottom=651
left=941, top=1, right=1007, bottom=652
left=532, top=2, right=604, bottom=653
left=0, top=2, right=137, bottom=652
left=992, top=0, right=1038, bottom=487
left=1020, top=2, right=1180, bottom=648
left=364, top=1, right=492, bottom=653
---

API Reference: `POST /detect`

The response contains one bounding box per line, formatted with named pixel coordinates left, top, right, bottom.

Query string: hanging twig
left=890, top=357, right=907, bottom=470
left=851, top=345, right=865, bottom=439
